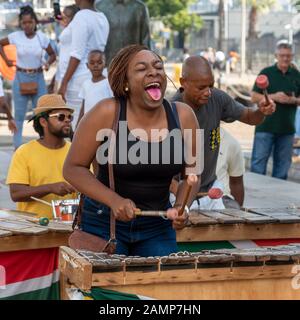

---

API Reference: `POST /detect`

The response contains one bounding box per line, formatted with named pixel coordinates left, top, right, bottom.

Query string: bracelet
left=184, top=205, right=190, bottom=214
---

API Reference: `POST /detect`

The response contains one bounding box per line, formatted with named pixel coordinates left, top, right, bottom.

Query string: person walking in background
left=0, top=76, right=17, bottom=133
left=0, top=5, right=56, bottom=149
left=54, top=5, right=80, bottom=93
left=251, top=41, right=300, bottom=179
left=58, top=0, right=109, bottom=125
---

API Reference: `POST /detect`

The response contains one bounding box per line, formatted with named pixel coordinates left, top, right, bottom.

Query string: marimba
left=0, top=208, right=72, bottom=300
left=177, top=208, right=300, bottom=243
left=0, top=208, right=72, bottom=252
left=59, top=244, right=300, bottom=300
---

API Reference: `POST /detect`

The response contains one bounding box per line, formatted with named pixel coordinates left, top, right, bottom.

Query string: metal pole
left=241, top=0, right=247, bottom=75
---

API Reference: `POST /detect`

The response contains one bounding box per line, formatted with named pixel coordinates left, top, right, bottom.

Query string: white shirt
left=216, top=128, right=245, bottom=198
left=8, top=30, right=49, bottom=69
left=0, top=78, right=4, bottom=97
left=68, top=9, right=109, bottom=78
left=78, top=78, right=113, bottom=113
left=56, top=26, right=72, bottom=82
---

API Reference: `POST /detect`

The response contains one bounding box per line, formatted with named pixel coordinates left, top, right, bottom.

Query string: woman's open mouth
left=144, top=82, right=162, bottom=101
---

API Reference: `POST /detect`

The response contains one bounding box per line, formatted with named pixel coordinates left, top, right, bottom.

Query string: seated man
left=6, top=94, right=77, bottom=219
left=216, top=127, right=245, bottom=209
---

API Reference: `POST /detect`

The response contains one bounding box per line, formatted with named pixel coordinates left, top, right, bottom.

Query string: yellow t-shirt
left=6, top=140, right=77, bottom=219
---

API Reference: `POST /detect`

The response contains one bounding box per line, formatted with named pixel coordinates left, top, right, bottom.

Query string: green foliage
left=292, top=0, right=300, bottom=12
left=144, top=0, right=202, bottom=33
left=144, top=0, right=189, bottom=17
left=246, top=0, right=276, bottom=11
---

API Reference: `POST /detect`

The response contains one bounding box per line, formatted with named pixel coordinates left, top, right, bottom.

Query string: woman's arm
left=63, top=98, right=135, bottom=221
left=57, top=57, right=80, bottom=100
left=44, top=44, right=56, bottom=70
left=0, top=96, right=17, bottom=133
left=0, top=38, right=14, bottom=67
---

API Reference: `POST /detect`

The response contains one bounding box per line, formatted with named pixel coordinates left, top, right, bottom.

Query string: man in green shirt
left=251, top=41, right=300, bottom=179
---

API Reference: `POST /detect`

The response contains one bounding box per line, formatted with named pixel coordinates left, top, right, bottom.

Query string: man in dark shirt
left=172, top=56, right=275, bottom=193
left=251, top=41, right=300, bottom=180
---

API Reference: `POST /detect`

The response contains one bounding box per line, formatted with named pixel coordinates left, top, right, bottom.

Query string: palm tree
left=247, top=0, right=276, bottom=40
left=246, top=0, right=276, bottom=70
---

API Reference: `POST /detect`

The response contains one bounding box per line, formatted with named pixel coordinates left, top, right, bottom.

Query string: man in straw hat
left=6, top=94, right=77, bottom=218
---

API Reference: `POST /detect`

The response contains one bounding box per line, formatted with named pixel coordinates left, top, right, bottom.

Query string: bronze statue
left=96, top=0, right=151, bottom=65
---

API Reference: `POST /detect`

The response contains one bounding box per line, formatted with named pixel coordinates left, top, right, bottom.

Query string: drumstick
left=134, top=209, right=178, bottom=220
left=30, top=196, right=52, bottom=207
left=134, top=209, right=167, bottom=218
left=178, top=174, right=198, bottom=216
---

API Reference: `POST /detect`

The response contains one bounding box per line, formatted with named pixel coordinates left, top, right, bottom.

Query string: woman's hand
left=168, top=207, right=188, bottom=230
left=8, top=119, right=17, bottom=133
left=57, top=82, right=67, bottom=101
left=111, top=197, right=136, bottom=222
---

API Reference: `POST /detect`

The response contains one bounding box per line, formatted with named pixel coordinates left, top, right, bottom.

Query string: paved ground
left=0, top=68, right=299, bottom=210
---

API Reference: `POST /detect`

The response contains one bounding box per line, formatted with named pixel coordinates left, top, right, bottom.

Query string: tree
left=218, top=0, right=225, bottom=51
left=244, top=0, right=276, bottom=70
left=246, top=0, right=276, bottom=40
left=144, top=0, right=203, bottom=48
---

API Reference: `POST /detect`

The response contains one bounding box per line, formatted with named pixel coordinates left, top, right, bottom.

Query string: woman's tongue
left=146, top=87, right=162, bottom=101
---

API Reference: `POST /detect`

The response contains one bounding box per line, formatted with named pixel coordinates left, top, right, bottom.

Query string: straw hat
left=29, top=94, right=74, bottom=121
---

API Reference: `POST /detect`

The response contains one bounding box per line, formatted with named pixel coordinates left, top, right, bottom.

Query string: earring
left=125, top=87, right=129, bottom=92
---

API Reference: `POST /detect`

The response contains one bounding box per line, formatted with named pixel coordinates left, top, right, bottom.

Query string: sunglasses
left=48, top=113, right=73, bottom=122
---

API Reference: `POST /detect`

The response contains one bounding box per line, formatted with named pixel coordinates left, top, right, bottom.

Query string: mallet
left=197, top=188, right=223, bottom=199
left=177, top=174, right=198, bottom=216
left=256, top=75, right=270, bottom=105
left=134, top=174, right=198, bottom=220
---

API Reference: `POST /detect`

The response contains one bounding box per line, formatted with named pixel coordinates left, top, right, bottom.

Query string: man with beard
left=6, top=94, right=77, bottom=218
left=172, top=56, right=275, bottom=206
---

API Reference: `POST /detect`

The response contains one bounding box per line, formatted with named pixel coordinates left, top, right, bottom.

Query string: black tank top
left=97, top=98, right=185, bottom=210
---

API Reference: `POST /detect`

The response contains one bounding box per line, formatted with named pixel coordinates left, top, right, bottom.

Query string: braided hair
left=33, top=112, right=49, bottom=138
left=108, top=45, right=151, bottom=99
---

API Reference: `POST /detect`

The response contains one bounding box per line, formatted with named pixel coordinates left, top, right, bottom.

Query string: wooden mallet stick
left=178, top=174, right=198, bottom=216
left=30, top=196, right=52, bottom=207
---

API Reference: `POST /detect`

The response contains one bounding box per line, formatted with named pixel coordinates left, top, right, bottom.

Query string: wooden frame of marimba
left=177, top=208, right=300, bottom=242
left=59, top=246, right=300, bottom=300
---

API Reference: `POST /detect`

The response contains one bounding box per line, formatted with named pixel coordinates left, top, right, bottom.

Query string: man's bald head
left=179, top=56, right=214, bottom=108
left=182, top=56, right=213, bottom=80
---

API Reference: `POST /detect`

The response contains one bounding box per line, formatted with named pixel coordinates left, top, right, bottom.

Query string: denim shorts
left=81, top=197, right=178, bottom=257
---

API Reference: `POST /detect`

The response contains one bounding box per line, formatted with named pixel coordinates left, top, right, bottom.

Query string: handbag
left=18, top=33, right=43, bottom=96
left=68, top=101, right=121, bottom=254
left=19, top=81, right=38, bottom=95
